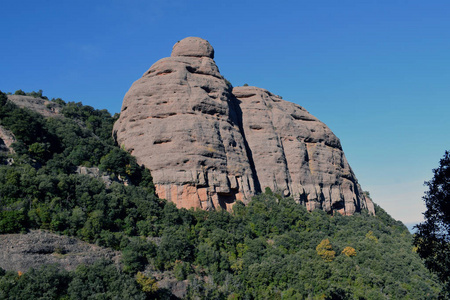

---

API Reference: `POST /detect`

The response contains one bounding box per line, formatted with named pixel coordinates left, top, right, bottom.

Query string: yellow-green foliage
left=365, top=230, right=379, bottom=243
left=342, top=246, right=357, bottom=257
left=136, top=271, right=158, bottom=293
left=316, top=239, right=336, bottom=262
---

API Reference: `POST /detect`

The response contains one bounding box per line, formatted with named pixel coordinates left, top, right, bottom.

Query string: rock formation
left=114, top=37, right=375, bottom=215
left=234, top=86, right=374, bottom=215
left=0, top=125, right=15, bottom=154
left=114, top=37, right=256, bottom=211
left=0, top=230, right=120, bottom=272
left=7, top=95, right=61, bottom=117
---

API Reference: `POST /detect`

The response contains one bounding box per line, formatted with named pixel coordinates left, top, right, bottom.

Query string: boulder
left=171, top=37, right=215, bottom=58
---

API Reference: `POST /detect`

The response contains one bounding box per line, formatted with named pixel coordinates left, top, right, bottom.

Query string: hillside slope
left=0, top=90, right=443, bottom=299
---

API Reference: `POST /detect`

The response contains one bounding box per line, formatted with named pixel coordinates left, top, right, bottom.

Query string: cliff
left=113, top=37, right=374, bottom=215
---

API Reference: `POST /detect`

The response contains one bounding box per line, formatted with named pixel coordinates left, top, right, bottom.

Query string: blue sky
left=1, top=0, right=449, bottom=226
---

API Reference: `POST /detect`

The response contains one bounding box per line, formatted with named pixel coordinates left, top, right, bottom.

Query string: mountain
left=0, top=89, right=443, bottom=298
left=113, top=37, right=374, bottom=215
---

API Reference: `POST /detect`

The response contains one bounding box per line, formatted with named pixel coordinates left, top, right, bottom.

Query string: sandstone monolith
left=113, top=37, right=257, bottom=210
left=113, top=37, right=375, bottom=215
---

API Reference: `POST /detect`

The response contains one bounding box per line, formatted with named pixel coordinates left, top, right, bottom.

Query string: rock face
left=114, top=37, right=256, bottom=211
left=114, top=37, right=375, bottom=215
left=0, top=230, right=120, bottom=272
left=0, top=125, right=15, bottom=154
left=234, top=86, right=374, bottom=215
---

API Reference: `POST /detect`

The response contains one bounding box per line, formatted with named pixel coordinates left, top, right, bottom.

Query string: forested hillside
left=0, top=90, right=443, bottom=299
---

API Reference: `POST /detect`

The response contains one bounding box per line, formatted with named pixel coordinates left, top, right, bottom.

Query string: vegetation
left=0, top=90, right=444, bottom=298
left=13, top=89, right=48, bottom=99
left=316, top=238, right=336, bottom=262
left=0, top=260, right=152, bottom=299
left=415, top=150, right=450, bottom=295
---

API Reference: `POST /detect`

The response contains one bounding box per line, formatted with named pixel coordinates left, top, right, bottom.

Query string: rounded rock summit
left=171, top=37, right=215, bottom=59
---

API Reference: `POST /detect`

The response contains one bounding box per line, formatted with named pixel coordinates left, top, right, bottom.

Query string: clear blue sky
left=2, top=0, right=449, bottom=226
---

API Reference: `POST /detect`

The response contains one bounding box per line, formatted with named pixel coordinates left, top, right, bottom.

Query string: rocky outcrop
left=114, top=37, right=257, bottom=211
left=75, top=166, right=132, bottom=187
left=114, top=37, right=374, bottom=215
left=0, top=125, right=15, bottom=154
left=7, top=95, right=61, bottom=117
left=234, top=86, right=374, bottom=215
left=0, top=230, right=120, bottom=272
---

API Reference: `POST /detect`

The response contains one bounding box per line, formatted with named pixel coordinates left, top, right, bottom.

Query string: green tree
left=414, top=150, right=450, bottom=292
left=0, top=91, right=7, bottom=106
left=26, top=89, right=46, bottom=99
left=0, top=210, right=26, bottom=233
left=14, top=89, right=26, bottom=95
left=121, top=238, right=155, bottom=273
left=2, top=265, right=71, bottom=299
left=68, top=260, right=145, bottom=299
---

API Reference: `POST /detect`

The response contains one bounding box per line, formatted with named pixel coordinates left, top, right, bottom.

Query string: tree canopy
left=415, top=150, right=450, bottom=294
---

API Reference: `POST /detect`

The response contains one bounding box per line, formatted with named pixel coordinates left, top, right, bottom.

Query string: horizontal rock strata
left=114, top=37, right=375, bottom=215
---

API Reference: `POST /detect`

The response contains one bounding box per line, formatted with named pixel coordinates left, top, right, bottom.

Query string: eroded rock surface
left=0, top=125, right=15, bottom=154
left=114, top=37, right=256, bottom=210
left=114, top=37, right=374, bottom=215
left=234, top=86, right=374, bottom=215
left=7, top=95, right=61, bottom=117
left=0, top=230, right=120, bottom=272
